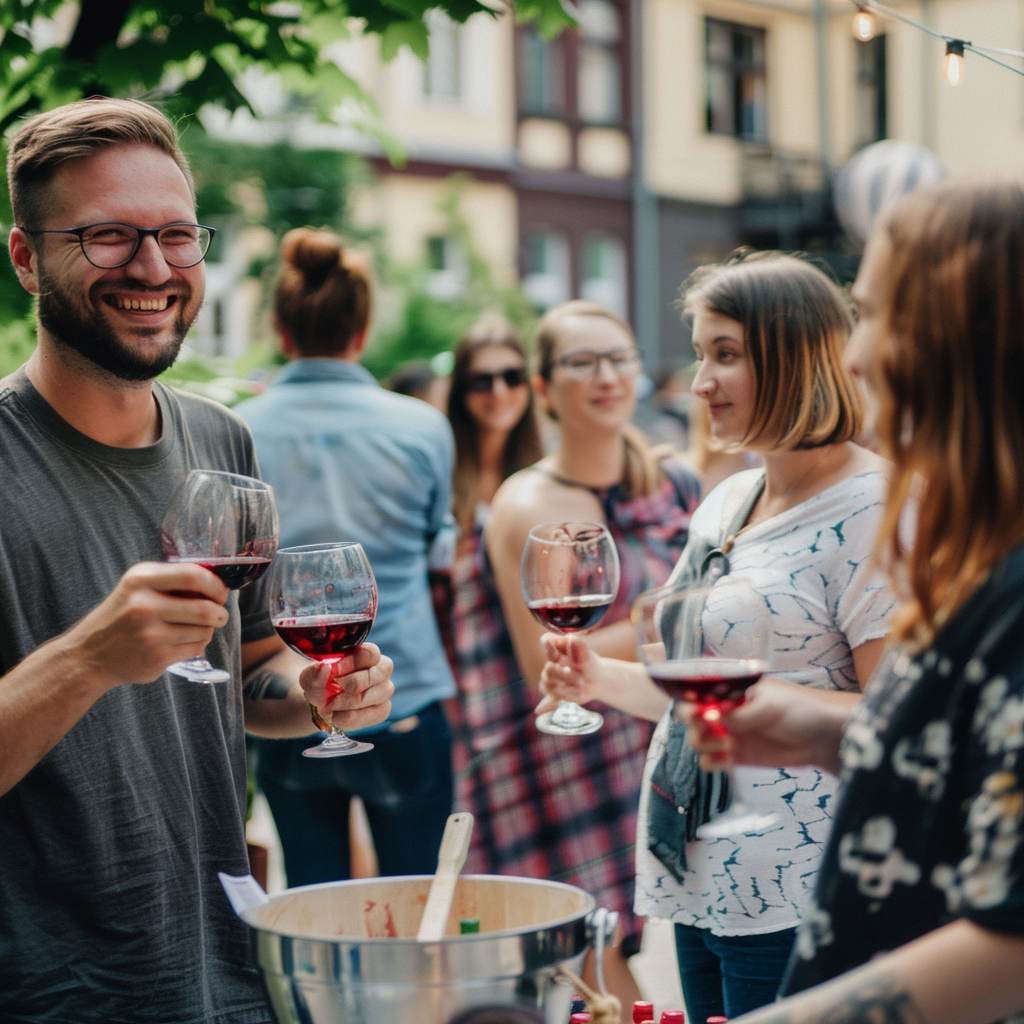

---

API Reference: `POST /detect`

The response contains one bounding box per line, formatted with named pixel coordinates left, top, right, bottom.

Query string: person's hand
left=536, top=632, right=604, bottom=715
left=300, top=643, right=395, bottom=732
left=70, top=561, right=230, bottom=690
left=684, top=677, right=854, bottom=775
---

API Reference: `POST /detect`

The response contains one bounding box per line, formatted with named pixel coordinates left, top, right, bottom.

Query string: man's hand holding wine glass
left=296, top=642, right=396, bottom=737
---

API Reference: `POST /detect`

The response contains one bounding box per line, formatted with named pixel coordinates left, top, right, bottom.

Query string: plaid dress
left=450, top=457, right=700, bottom=939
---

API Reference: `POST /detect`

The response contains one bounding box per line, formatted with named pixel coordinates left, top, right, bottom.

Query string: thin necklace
left=720, top=460, right=819, bottom=554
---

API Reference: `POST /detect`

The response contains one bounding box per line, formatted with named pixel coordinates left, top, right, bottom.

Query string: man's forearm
left=242, top=646, right=317, bottom=738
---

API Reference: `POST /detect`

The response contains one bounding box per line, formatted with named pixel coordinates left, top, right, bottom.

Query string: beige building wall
left=351, top=174, right=519, bottom=284
left=644, top=0, right=1024, bottom=206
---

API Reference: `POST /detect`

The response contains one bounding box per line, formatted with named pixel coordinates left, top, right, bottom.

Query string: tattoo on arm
left=242, top=668, right=291, bottom=701
left=753, top=974, right=927, bottom=1024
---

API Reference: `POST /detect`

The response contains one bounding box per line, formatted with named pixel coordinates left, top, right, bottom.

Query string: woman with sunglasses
left=537, top=257, right=896, bottom=1022
left=472, top=300, right=701, bottom=1004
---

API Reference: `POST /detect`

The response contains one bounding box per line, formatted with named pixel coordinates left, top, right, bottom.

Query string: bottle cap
left=659, top=1013, right=686, bottom=1024
left=458, top=918, right=480, bottom=934
left=633, top=1000, right=655, bottom=1023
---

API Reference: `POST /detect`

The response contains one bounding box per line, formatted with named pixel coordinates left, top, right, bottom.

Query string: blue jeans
left=673, top=923, right=796, bottom=1023
left=257, top=701, right=453, bottom=886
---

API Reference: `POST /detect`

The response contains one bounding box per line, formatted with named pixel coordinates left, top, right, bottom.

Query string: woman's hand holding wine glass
left=520, top=521, right=620, bottom=736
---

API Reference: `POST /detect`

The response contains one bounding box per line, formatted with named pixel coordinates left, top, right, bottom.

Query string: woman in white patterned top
left=537, top=252, right=895, bottom=1022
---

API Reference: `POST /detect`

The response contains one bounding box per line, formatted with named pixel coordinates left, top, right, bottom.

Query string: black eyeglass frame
left=465, top=367, right=528, bottom=394
left=553, top=347, right=643, bottom=376
left=20, top=221, right=217, bottom=269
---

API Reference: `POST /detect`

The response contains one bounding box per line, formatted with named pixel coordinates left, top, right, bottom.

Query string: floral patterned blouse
left=784, top=543, right=1024, bottom=1006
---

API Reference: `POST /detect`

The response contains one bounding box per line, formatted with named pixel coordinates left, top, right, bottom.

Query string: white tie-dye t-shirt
left=635, top=468, right=895, bottom=936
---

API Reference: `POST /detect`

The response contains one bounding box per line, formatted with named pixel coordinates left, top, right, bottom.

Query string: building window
left=425, top=234, right=467, bottom=299
left=422, top=10, right=462, bottom=103
left=577, top=0, right=622, bottom=125
left=521, top=30, right=565, bottom=115
left=705, top=18, right=767, bottom=143
left=581, top=233, right=627, bottom=319
left=522, top=230, right=570, bottom=311
left=854, top=35, right=887, bottom=147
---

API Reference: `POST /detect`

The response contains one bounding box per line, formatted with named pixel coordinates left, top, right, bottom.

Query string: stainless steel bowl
left=221, top=873, right=616, bottom=1024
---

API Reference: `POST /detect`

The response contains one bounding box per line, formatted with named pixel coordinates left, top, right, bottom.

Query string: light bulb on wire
left=944, top=39, right=965, bottom=86
left=852, top=7, right=876, bottom=42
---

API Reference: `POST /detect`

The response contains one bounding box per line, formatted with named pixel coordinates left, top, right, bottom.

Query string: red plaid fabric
left=450, top=458, right=700, bottom=937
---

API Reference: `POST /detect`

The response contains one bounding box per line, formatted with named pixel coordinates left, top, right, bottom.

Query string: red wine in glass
left=270, top=543, right=378, bottom=757
left=644, top=657, right=766, bottom=732
left=633, top=579, right=778, bottom=837
left=161, top=470, right=279, bottom=683
left=167, top=556, right=273, bottom=591
left=520, top=521, right=621, bottom=737
left=273, top=615, right=375, bottom=662
left=527, top=593, right=615, bottom=633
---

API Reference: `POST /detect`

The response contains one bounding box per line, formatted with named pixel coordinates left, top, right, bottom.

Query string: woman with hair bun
left=236, top=228, right=458, bottom=885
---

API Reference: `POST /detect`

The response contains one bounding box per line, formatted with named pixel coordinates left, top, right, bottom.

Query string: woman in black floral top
left=686, top=177, right=1024, bottom=1024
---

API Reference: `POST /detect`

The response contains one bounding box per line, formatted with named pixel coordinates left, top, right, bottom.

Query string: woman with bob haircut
left=478, top=300, right=701, bottom=1005
left=538, top=254, right=895, bottom=1022
left=680, top=178, right=1024, bottom=1024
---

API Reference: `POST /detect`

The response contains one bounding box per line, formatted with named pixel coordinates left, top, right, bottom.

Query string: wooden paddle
left=415, top=812, right=474, bottom=942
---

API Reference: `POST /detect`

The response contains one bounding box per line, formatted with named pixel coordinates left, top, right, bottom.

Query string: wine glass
left=521, top=521, right=620, bottom=736
left=161, top=469, right=279, bottom=683
left=269, top=542, right=378, bottom=758
left=632, top=576, right=779, bottom=837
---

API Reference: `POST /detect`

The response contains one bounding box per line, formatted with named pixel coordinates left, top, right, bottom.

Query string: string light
left=943, top=40, right=965, bottom=87
left=847, top=0, right=1024, bottom=81
left=852, top=7, right=876, bottom=43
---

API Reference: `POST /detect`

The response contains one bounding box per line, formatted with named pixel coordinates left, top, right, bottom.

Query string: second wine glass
left=270, top=542, right=378, bottom=758
left=633, top=576, right=779, bottom=837
left=521, top=521, right=620, bottom=736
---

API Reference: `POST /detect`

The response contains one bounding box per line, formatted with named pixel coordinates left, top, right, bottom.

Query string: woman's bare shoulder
left=490, top=459, right=604, bottom=538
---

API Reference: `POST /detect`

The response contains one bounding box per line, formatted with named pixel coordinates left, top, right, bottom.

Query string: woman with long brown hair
left=682, top=178, right=1024, bottom=1024
left=474, top=300, right=701, bottom=1004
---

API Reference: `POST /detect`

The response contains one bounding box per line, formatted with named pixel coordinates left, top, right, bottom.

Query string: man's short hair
left=7, top=96, right=194, bottom=230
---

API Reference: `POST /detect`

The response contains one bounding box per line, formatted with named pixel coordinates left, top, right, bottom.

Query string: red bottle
left=632, top=1001, right=655, bottom=1023
left=659, top=1012, right=686, bottom=1024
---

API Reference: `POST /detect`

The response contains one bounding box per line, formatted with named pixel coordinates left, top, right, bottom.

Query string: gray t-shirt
left=0, top=368, right=275, bottom=1024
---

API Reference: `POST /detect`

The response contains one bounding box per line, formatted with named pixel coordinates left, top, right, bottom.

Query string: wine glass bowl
left=270, top=542, right=378, bottom=758
left=633, top=576, right=778, bottom=837
left=161, top=470, right=279, bottom=682
left=521, top=521, right=620, bottom=736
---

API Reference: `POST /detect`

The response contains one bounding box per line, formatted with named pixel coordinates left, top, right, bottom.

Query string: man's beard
left=36, top=271, right=197, bottom=382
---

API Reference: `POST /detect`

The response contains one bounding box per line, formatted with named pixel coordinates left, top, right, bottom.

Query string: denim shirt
left=236, top=359, right=457, bottom=724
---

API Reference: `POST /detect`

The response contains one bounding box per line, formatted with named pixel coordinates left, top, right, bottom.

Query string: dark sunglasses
left=465, top=367, right=528, bottom=393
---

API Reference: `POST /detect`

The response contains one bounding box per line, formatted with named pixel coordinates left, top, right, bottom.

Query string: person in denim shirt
left=236, top=227, right=456, bottom=883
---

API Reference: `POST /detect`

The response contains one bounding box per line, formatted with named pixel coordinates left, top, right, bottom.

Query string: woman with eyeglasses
left=468, top=300, right=701, bottom=1005
left=537, top=258, right=897, bottom=1022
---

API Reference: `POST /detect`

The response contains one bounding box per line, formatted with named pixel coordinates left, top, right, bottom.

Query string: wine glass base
left=167, top=658, right=230, bottom=684
left=302, top=735, right=374, bottom=758
left=696, top=808, right=780, bottom=839
left=535, top=706, right=604, bottom=736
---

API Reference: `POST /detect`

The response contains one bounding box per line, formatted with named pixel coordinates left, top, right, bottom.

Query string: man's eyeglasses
left=21, top=222, right=216, bottom=269
left=554, top=348, right=642, bottom=379
left=466, top=367, right=528, bottom=393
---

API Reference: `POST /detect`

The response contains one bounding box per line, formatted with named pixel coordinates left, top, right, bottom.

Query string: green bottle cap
left=459, top=918, right=480, bottom=934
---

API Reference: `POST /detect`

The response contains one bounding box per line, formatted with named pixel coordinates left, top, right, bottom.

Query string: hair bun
left=280, top=227, right=345, bottom=289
